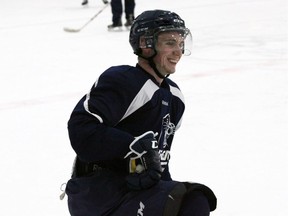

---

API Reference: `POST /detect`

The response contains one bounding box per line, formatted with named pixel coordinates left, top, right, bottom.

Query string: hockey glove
left=124, top=131, right=162, bottom=190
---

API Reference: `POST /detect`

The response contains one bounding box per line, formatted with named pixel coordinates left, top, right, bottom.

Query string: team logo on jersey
left=137, top=201, right=145, bottom=216
left=159, top=150, right=170, bottom=168
left=158, top=114, right=175, bottom=172
left=162, top=114, right=176, bottom=148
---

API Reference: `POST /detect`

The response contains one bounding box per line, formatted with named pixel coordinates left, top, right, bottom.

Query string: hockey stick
left=63, top=3, right=109, bottom=33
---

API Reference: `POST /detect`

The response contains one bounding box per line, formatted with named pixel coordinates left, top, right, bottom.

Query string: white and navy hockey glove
left=124, top=131, right=162, bottom=190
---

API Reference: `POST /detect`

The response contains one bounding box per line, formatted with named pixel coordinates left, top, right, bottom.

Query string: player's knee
left=178, top=191, right=210, bottom=216
left=163, top=182, right=187, bottom=216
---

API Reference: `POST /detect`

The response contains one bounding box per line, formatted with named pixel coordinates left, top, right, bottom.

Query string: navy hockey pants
left=66, top=169, right=216, bottom=216
left=111, top=0, right=135, bottom=24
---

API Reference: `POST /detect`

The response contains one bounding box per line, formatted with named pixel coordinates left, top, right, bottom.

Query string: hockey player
left=107, top=0, right=135, bottom=30
left=65, top=9, right=217, bottom=216
left=82, top=0, right=108, bottom=6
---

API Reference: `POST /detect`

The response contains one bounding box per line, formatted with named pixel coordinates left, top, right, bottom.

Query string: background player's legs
left=110, top=0, right=123, bottom=27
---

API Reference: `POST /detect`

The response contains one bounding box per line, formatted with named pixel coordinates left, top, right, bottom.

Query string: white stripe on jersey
left=83, top=81, right=104, bottom=123
left=169, top=85, right=185, bottom=104
left=169, top=84, right=185, bottom=131
left=120, top=79, right=159, bottom=121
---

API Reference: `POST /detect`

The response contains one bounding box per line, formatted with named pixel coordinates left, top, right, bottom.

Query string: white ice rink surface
left=0, top=0, right=287, bottom=215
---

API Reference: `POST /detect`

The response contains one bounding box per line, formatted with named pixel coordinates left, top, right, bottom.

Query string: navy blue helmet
left=129, top=10, right=191, bottom=55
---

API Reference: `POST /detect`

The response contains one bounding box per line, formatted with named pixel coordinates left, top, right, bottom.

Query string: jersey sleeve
left=68, top=66, right=140, bottom=162
left=87, top=75, right=127, bottom=125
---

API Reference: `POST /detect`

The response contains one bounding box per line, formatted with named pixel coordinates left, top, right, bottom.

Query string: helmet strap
left=138, top=50, right=168, bottom=79
left=148, top=58, right=167, bottom=79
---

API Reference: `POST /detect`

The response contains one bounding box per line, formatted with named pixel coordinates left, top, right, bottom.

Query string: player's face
left=154, top=31, right=184, bottom=76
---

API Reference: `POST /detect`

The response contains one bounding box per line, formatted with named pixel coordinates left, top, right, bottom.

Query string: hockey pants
left=66, top=169, right=217, bottom=216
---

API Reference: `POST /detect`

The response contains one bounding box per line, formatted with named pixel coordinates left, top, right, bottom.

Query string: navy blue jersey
left=68, top=64, right=185, bottom=180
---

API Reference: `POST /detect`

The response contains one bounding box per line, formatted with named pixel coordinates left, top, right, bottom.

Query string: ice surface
left=0, top=0, right=287, bottom=215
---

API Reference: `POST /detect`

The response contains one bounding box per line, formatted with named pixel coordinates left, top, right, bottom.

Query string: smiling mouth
left=169, top=59, right=179, bottom=64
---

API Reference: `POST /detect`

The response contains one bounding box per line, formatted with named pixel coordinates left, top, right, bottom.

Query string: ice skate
left=124, top=14, right=134, bottom=30
left=107, top=21, right=123, bottom=31
left=81, top=0, right=88, bottom=6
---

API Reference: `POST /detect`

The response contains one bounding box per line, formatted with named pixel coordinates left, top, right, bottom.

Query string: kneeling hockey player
left=65, top=9, right=217, bottom=216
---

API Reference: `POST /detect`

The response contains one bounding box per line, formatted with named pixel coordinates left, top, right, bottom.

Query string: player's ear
left=139, top=36, right=147, bottom=49
left=142, top=48, right=155, bottom=58
left=139, top=37, right=155, bottom=58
